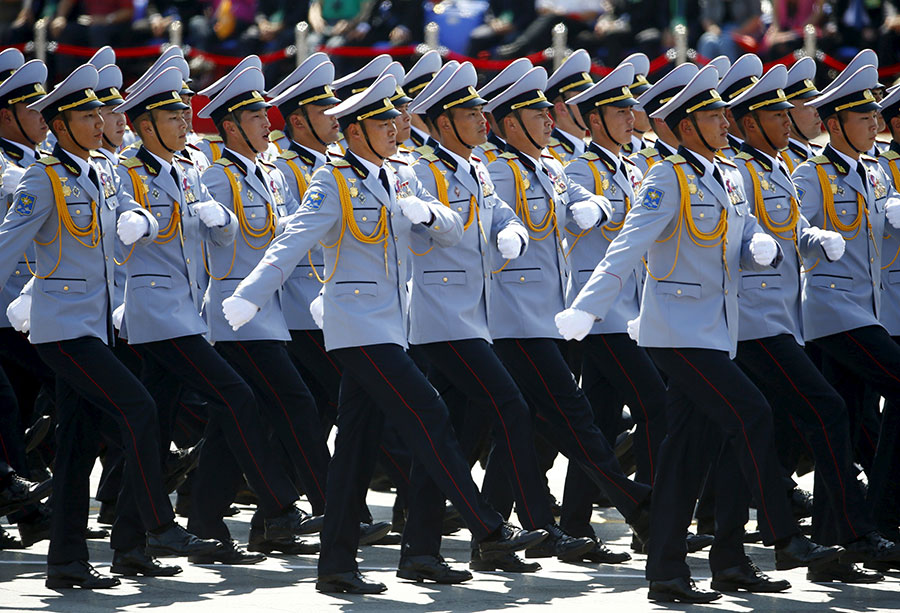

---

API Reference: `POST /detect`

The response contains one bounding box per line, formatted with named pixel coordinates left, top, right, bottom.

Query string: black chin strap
left=148, top=110, right=178, bottom=154
left=446, top=112, right=475, bottom=150
left=102, top=133, right=117, bottom=150
left=836, top=113, right=866, bottom=155
left=513, top=110, right=543, bottom=152
left=598, top=108, right=627, bottom=147
left=359, top=121, right=388, bottom=160
left=787, top=107, right=813, bottom=143
left=566, top=104, right=586, bottom=133
left=300, top=106, right=328, bottom=148
left=12, top=106, right=37, bottom=148
left=229, top=112, right=262, bottom=155
left=751, top=111, right=782, bottom=155
left=689, top=114, right=717, bottom=153
left=61, top=113, right=91, bottom=154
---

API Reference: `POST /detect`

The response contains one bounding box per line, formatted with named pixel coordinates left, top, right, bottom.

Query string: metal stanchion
left=425, top=21, right=439, bottom=52
left=551, top=23, right=567, bottom=70
left=168, top=20, right=183, bottom=49
left=34, top=18, right=48, bottom=64
left=803, top=24, right=816, bottom=58
left=674, top=24, right=687, bottom=65
left=295, top=21, right=309, bottom=66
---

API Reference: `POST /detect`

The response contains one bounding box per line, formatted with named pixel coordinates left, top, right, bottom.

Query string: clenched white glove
left=885, top=198, right=900, bottom=229
left=555, top=308, right=595, bottom=341
left=222, top=295, right=258, bottom=331
left=807, top=227, right=846, bottom=261
left=496, top=228, right=523, bottom=259
left=749, top=233, right=778, bottom=266
left=194, top=201, right=229, bottom=228
left=116, top=211, right=150, bottom=246
left=0, top=164, right=26, bottom=198
left=112, top=303, right=125, bottom=330
left=570, top=200, right=602, bottom=230
left=398, top=196, right=432, bottom=225
left=309, top=294, right=324, bottom=329
left=6, top=294, right=31, bottom=333
left=626, top=316, right=640, bottom=342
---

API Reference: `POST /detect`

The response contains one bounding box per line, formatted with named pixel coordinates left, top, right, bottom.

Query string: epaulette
left=398, top=144, right=413, bottom=153
left=810, top=155, right=829, bottom=165
left=203, top=134, right=224, bottom=143
left=880, top=150, right=900, bottom=161
left=269, top=130, right=285, bottom=142
left=636, top=147, right=659, bottom=159
left=419, top=153, right=439, bottom=163
left=214, top=157, right=235, bottom=167
left=580, top=151, right=600, bottom=161
left=414, top=144, right=434, bottom=156
left=665, top=154, right=686, bottom=165
left=278, top=149, right=300, bottom=161
left=121, top=157, right=144, bottom=169
left=718, top=157, right=737, bottom=168
left=481, top=141, right=499, bottom=151
left=329, top=158, right=351, bottom=168
left=734, top=152, right=753, bottom=161
left=121, top=143, right=140, bottom=155
left=471, top=155, right=482, bottom=163
left=387, top=155, right=410, bottom=166
left=498, top=152, right=517, bottom=159
left=89, top=151, right=106, bottom=159
left=547, top=137, right=561, bottom=147
left=37, top=156, right=60, bottom=166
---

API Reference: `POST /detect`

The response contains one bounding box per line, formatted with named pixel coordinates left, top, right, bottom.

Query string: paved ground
left=1, top=461, right=897, bottom=612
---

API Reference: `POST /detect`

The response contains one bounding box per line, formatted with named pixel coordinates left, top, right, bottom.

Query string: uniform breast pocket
left=334, top=281, right=378, bottom=297
left=888, top=270, right=900, bottom=285
left=500, top=268, right=542, bottom=284
left=243, top=204, right=269, bottom=230
left=762, top=197, right=791, bottom=224
left=576, top=269, right=595, bottom=284
left=525, top=198, right=549, bottom=221
left=610, top=198, right=627, bottom=224
left=810, top=274, right=852, bottom=292
left=875, top=195, right=886, bottom=213
left=690, top=203, right=718, bottom=232
left=656, top=280, right=701, bottom=299
left=66, top=203, right=93, bottom=224
left=43, top=278, right=87, bottom=295
left=423, top=270, right=466, bottom=286
left=150, top=203, right=173, bottom=223
left=353, top=208, right=380, bottom=234
left=742, top=273, right=782, bottom=291
left=130, top=274, right=173, bottom=290
left=833, top=199, right=858, bottom=223
left=218, top=278, right=243, bottom=297
left=276, top=205, right=288, bottom=217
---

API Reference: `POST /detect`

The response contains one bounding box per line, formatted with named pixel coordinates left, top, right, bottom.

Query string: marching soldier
left=406, top=60, right=460, bottom=159
left=731, top=64, right=896, bottom=584
left=794, top=64, right=900, bottom=574
left=619, top=53, right=653, bottom=156
left=474, top=59, right=532, bottom=164
left=556, top=64, right=843, bottom=603
left=403, top=50, right=443, bottom=150
left=223, top=74, right=549, bottom=594
left=558, top=63, right=666, bottom=560
left=630, top=63, right=698, bottom=176
left=716, top=54, right=763, bottom=158
left=782, top=57, right=824, bottom=169
left=329, top=54, right=394, bottom=156
left=0, top=63, right=221, bottom=588
left=197, top=65, right=331, bottom=557
left=195, top=56, right=263, bottom=163
left=265, top=52, right=332, bottom=154
left=545, top=50, right=593, bottom=165
left=481, top=66, right=654, bottom=552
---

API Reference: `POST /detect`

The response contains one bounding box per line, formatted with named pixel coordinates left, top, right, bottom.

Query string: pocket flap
left=656, top=281, right=701, bottom=298
left=742, top=274, right=782, bottom=290
left=810, top=275, right=852, bottom=291
left=500, top=268, right=542, bottom=284
left=334, top=281, right=377, bottom=296
left=130, top=275, right=173, bottom=289
left=423, top=271, right=466, bottom=286
left=43, top=278, right=87, bottom=294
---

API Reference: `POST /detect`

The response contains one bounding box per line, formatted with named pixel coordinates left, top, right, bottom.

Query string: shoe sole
left=648, top=590, right=721, bottom=603
left=359, top=524, right=392, bottom=546
left=315, top=582, right=386, bottom=594
left=110, top=565, right=183, bottom=577
left=146, top=544, right=222, bottom=558
left=480, top=530, right=549, bottom=555
left=469, top=560, right=541, bottom=573
left=45, top=578, right=121, bottom=589
left=248, top=542, right=319, bottom=555
left=396, top=569, right=472, bottom=584
left=556, top=540, right=600, bottom=563
left=710, top=580, right=789, bottom=593
left=807, top=573, right=883, bottom=584
left=775, top=547, right=843, bottom=571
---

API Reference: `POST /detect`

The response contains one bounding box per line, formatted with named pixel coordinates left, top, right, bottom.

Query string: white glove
left=222, top=296, right=258, bottom=331
left=496, top=228, right=523, bottom=259
left=6, top=294, right=31, bottom=333
left=554, top=308, right=595, bottom=341
left=0, top=164, right=26, bottom=198
left=112, top=303, right=125, bottom=330
left=570, top=200, right=602, bottom=230
left=398, top=196, right=432, bottom=225
left=626, top=316, right=640, bottom=342
left=194, top=201, right=229, bottom=228
left=807, top=227, right=846, bottom=261
left=116, top=211, right=150, bottom=246
left=749, top=233, right=778, bottom=266
left=886, top=198, right=900, bottom=230
left=309, top=294, right=324, bottom=329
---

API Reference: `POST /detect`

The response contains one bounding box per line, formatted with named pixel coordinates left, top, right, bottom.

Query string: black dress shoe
left=316, top=571, right=387, bottom=594
left=24, top=415, right=51, bottom=453
left=775, top=534, right=843, bottom=570
left=264, top=505, right=324, bottom=541
left=791, top=487, right=813, bottom=519
left=112, top=547, right=183, bottom=576
left=224, top=505, right=240, bottom=517
left=397, top=555, right=473, bottom=584
left=711, top=558, right=791, bottom=592
left=359, top=521, right=392, bottom=546
left=97, top=501, right=116, bottom=526
left=577, top=538, right=632, bottom=564
left=164, top=442, right=203, bottom=494
left=233, top=486, right=258, bottom=506
left=648, top=577, right=721, bottom=603
left=189, top=539, right=266, bottom=565
left=524, top=523, right=595, bottom=562
left=0, top=473, right=39, bottom=516
left=85, top=526, right=109, bottom=539
left=248, top=525, right=319, bottom=554
left=146, top=522, right=222, bottom=558
left=687, top=532, right=715, bottom=553
left=19, top=514, right=50, bottom=548
left=0, top=526, right=24, bottom=550
left=369, top=532, right=402, bottom=545
left=841, top=531, right=900, bottom=564
left=628, top=500, right=651, bottom=548
left=46, top=560, right=121, bottom=589
left=470, top=549, right=541, bottom=572
left=477, top=522, right=548, bottom=556
left=809, top=559, right=883, bottom=583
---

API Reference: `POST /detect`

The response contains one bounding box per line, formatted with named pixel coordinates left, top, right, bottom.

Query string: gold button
left=434, top=226, right=440, bottom=230
left=520, top=276, right=526, bottom=282
left=699, top=213, right=705, bottom=218
left=761, top=282, right=767, bottom=288
left=308, top=272, right=314, bottom=278
left=533, top=205, right=538, bottom=210
left=457, top=207, right=463, bottom=212
left=362, top=216, right=368, bottom=221
left=75, top=209, right=81, bottom=215
left=105, top=256, right=108, bottom=261
left=14, top=270, right=20, bottom=275
left=676, top=289, right=682, bottom=295
left=186, top=258, right=191, bottom=264
left=150, top=281, right=156, bottom=287
left=776, top=204, right=782, bottom=209
left=442, top=277, right=448, bottom=282
left=725, top=289, right=729, bottom=295
left=156, top=212, right=161, bottom=217
left=251, top=213, right=257, bottom=218
left=871, top=257, right=875, bottom=263
left=63, top=285, right=69, bottom=291
left=354, top=289, right=360, bottom=295
left=830, top=283, right=836, bottom=288
left=841, top=209, right=847, bottom=215
left=397, top=259, right=401, bottom=265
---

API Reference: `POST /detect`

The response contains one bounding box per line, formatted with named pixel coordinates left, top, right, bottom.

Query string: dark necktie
left=378, top=168, right=391, bottom=197
left=856, top=163, right=868, bottom=193
left=712, top=165, right=725, bottom=189
left=170, top=166, right=180, bottom=189
left=87, top=165, right=100, bottom=190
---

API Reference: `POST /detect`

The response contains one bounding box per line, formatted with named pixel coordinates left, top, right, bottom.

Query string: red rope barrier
left=187, top=47, right=291, bottom=66
left=324, top=44, right=417, bottom=58
left=761, top=52, right=799, bottom=71
left=52, top=42, right=164, bottom=58
left=445, top=49, right=548, bottom=70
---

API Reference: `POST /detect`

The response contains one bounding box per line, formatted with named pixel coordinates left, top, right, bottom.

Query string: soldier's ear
left=891, top=115, right=900, bottom=136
